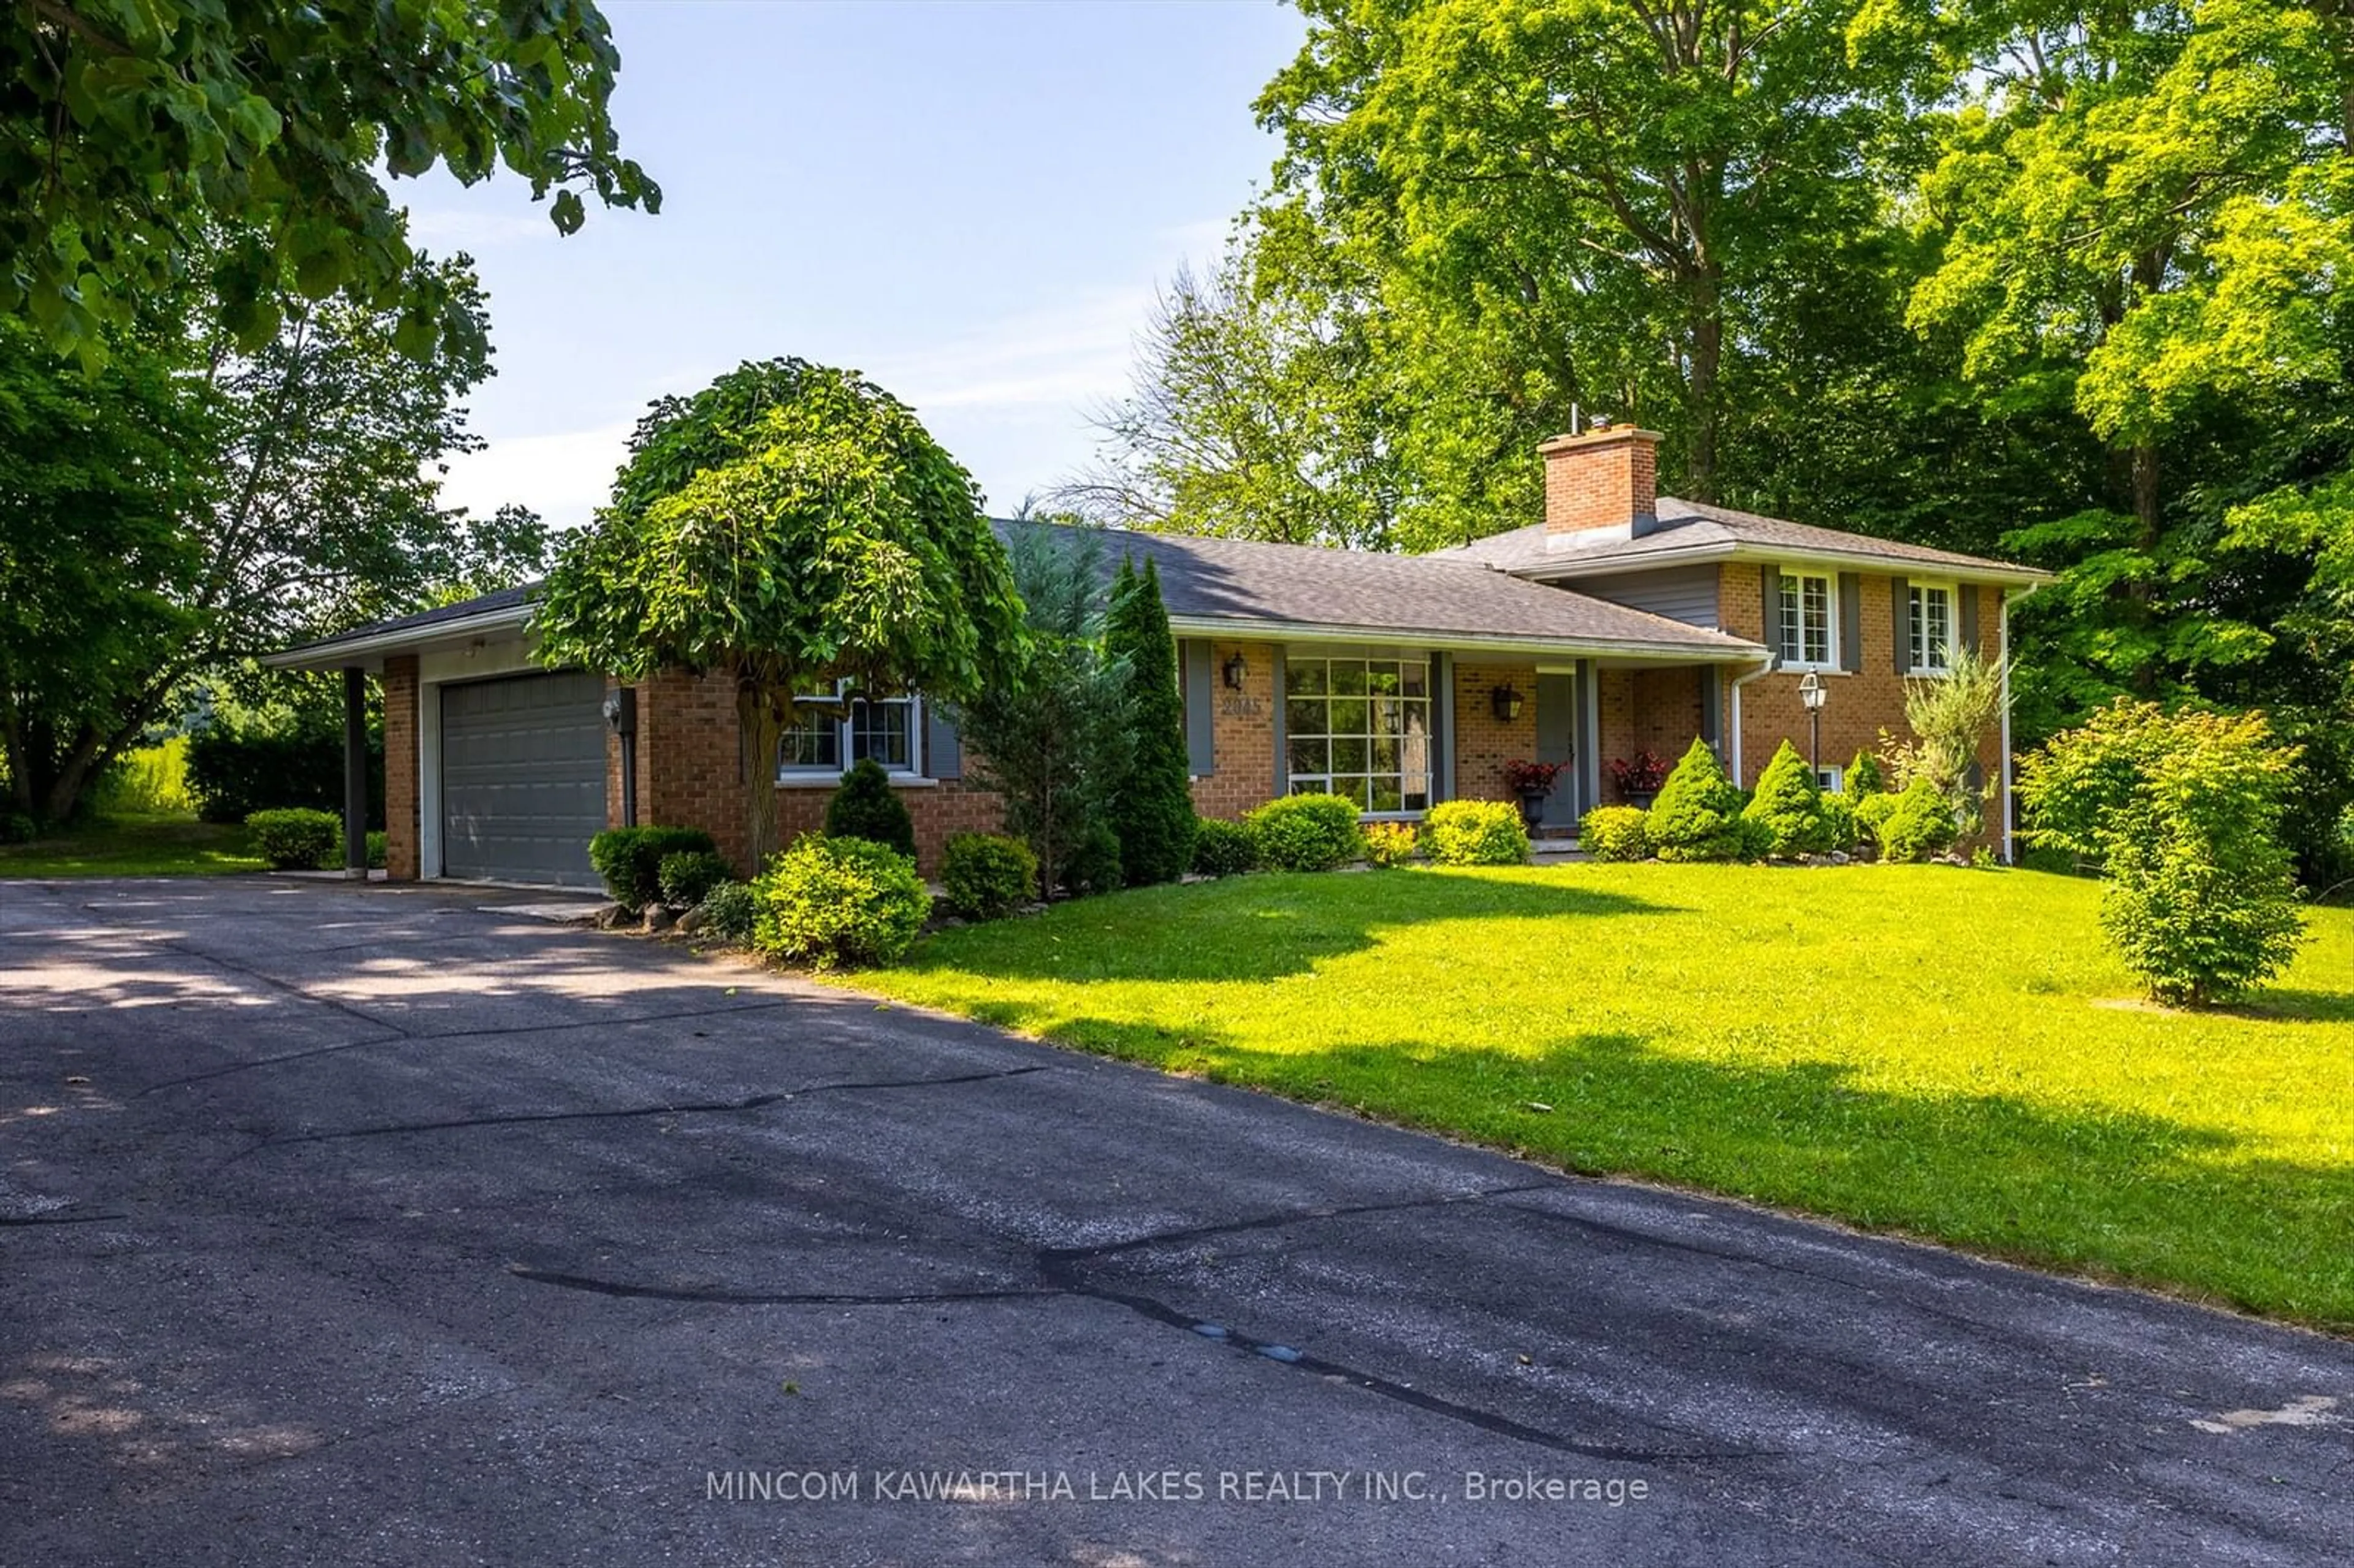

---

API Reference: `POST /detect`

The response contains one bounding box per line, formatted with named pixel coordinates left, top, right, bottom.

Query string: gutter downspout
left=1999, top=590, right=2014, bottom=864
left=1727, top=653, right=1777, bottom=786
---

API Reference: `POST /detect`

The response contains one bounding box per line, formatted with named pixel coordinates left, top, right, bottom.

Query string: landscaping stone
left=641, top=905, right=677, bottom=933
left=674, top=905, right=706, bottom=937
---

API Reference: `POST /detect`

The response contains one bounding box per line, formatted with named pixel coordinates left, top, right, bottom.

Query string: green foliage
left=698, top=880, right=760, bottom=943
left=2021, top=702, right=2308, bottom=1003
left=1061, top=820, right=1125, bottom=898
left=534, top=359, right=1024, bottom=869
left=1101, top=557, right=1198, bottom=885
left=587, top=826, right=718, bottom=911
left=93, top=737, right=194, bottom=816
left=1362, top=820, right=1420, bottom=868
left=1646, top=739, right=1752, bottom=862
left=940, top=833, right=1039, bottom=921
left=1580, top=805, right=1652, bottom=863
left=950, top=521, right=1133, bottom=899
left=1818, top=793, right=1860, bottom=853
left=244, top=807, right=338, bottom=870
left=1190, top=818, right=1258, bottom=877
left=824, top=758, right=916, bottom=860
left=186, top=691, right=382, bottom=826
left=1245, top=793, right=1365, bottom=872
left=0, top=811, right=32, bottom=844
left=1853, top=790, right=1902, bottom=847
left=1742, top=741, right=1837, bottom=855
left=750, top=834, right=930, bottom=970
left=1878, top=777, right=1959, bottom=865
left=2, top=0, right=655, bottom=363
left=1423, top=800, right=1529, bottom=866
left=1894, top=652, right=2006, bottom=839
left=1846, top=750, right=1885, bottom=797
left=366, top=830, right=386, bottom=871
left=657, top=850, right=734, bottom=910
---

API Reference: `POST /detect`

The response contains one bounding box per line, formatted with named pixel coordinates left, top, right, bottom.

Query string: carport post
left=341, top=665, right=368, bottom=878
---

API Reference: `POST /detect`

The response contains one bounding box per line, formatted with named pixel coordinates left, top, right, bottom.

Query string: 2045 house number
left=1219, top=694, right=1263, bottom=718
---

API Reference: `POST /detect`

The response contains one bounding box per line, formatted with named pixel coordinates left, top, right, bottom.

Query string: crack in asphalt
left=249, top=1064, right=1054, bottom=1149
left=507, top=1265, right=1057, bottom=1307
left=134, top=997, right=820, bottom=1097
left=145, top=931, right=414, bottom=1040
left=0, top=1209, right=128, bottom=1227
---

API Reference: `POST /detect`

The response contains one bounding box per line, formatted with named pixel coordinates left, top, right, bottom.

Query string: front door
left=1534, top=671, right=1580, bottom=828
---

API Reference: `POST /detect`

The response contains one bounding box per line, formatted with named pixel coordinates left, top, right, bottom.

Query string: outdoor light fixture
left=601, top=688, right=639, bottom=828
left=1797, top=671, right=1827, bottom=772
left=1491, top=684, right=1525, bottom=723
left=1223, top=652, right=1249, bottom=690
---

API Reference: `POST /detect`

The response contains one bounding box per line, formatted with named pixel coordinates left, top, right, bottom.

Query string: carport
left=264, top=590, right=613, bottom=889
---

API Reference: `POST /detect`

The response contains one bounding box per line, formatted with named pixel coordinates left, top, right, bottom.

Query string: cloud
left=869, top=286, right=1154, bottom=416
left=437, top=421, right=633, bottom=532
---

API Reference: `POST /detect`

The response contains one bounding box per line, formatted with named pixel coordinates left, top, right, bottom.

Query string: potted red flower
left=1609, top=749, right=1669, bottom=810
left=1503, top=758, right=1567, bottom=826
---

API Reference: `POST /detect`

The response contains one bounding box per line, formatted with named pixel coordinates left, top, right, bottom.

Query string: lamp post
left=1797, top=671, right=1827, bottom=775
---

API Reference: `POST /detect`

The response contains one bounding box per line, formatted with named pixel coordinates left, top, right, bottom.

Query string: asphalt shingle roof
left=1434, top=496, right=2045, bottom=580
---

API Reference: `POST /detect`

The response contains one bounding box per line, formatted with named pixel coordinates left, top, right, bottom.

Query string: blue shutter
left=1958, top=583, right=1979, bottom=661
left=1892, top=576, right=1912, bottom=674
left=1181, top=639, right=1215, bottom=777
left=924, top=701, right=961, bottom=781
left=1838, top=573, right=1862, bottom=673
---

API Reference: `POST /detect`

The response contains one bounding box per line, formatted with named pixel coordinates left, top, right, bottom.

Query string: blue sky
left=406, top=0, right=1306, bottom=530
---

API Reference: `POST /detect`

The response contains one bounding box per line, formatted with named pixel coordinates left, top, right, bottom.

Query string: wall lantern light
left=1222, top=652, right=1249, bottom=691
left=1491, top=684, right=1525, bottom=723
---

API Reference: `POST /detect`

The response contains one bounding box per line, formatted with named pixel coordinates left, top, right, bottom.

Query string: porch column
left=1575, top=661, right=1601, bottom=816
left=341, top=664, right=368, bottom=879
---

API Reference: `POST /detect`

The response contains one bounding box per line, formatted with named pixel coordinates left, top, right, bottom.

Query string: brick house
left=268, top=425, right=2046, bottom=888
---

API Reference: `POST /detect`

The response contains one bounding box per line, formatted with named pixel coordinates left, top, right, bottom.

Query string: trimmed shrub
left=698, top=879, right=760, bottom=943
left=1061, top=819, right=1124, bottom=896
left=588, top=825, right=720, bottom=909
left=2019, top=701, right=2307, bottom=1005
left=1103, top=557, right=1198, bottom=885
left=1362, top=820, right=1420, bottom=867
left=1190, top=818, right=1257, bottom=877
left=1423, top=799, right=1529, bottom=866
left=658, top=850, right=733, bottom=908
left=246, top=807, right=340, bottom=869
left=823, top=757, right=916, bottom=859
left=1846, top=749, right=1885, bottom=797
left=1246, top=793, right=1364, bottom=872
left=1818, top=793, right=1859, bottom=853
left=366, top=830, right=387, bottom=869
left=1580, top=805, right=1651, bottom=862
left=1742, top=740, right=1837, bottom=855
left=750, top=834, right=929, bottom=969
left=942, top=832, right=1038, bottom=919
left=1853, top=790, right=1901, bottom=846
left=1645, top=738, right=1750, bottom=862
left=1878, top=776, right=1959, bottom=863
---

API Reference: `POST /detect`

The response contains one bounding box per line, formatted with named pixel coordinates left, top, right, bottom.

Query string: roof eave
left=1504, top=538, right=2051, bottom=588
left=261, top=603, right=537, bottom=672
left=1164, top=612, right=1766, bottom=664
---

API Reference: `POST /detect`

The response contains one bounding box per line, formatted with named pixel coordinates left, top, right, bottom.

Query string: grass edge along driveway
left=0, top=813, right=262, bottom=878
left=841, top=862, right=2354, bottom=1331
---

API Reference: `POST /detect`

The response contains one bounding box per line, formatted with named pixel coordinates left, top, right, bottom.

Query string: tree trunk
left=739, top=683, right=786, bottom=872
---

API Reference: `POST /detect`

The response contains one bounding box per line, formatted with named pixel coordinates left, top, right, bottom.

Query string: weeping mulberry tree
left=533, top=358, right=1024, bottom=869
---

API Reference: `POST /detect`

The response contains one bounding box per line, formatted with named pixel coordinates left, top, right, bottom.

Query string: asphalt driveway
left=3, top=877, right=2351, bottom=1566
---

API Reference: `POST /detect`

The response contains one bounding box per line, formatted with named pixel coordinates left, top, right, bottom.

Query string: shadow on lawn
left=909, top=870, right=1677, bottom=984
left=970, top=1007, right=2354, bottom=1324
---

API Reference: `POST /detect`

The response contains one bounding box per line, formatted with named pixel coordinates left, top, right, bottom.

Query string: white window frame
left=1777, top=568, right=1840, bottom=672
left=775, top=681, right=925, bottom=783
left=1816, top=764, right=1845, bottom=794
left=1282, top=650, right=1435, bottom=817
left=1909, top=580, right=1957, bottom=676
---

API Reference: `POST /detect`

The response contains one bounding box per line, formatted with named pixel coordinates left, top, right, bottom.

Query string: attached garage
left=439, top=671, right=609, bottom=887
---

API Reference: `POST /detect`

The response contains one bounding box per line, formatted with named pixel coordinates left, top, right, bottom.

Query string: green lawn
left=0, top=812, right=264, bottom=877
left=844, top=863, right=2354, bottom=1328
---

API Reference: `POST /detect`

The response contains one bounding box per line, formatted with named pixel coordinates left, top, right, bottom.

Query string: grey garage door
left=440, top=671, right=608, bottom=887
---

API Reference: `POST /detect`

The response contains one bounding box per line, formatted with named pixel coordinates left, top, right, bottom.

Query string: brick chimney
left=1539, top=422, right=1663, bottom=546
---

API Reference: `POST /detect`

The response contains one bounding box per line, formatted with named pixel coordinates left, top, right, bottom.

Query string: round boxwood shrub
left=1645, top=738, right=1751, bottom=862
left=1059, top=818, right=1124, bottom=897
left=245, top=807, right=341, bottom=870
left=1878, top=775, right=1959, bottom=863
left=824, top=756, right=916, bottom=860
left=1190, top=818, right=1256, bottom=877
left=1580, top=805, right=1651, bottom=862
left=1742, top=740, right=1837, bottom=855
left=1818, top=792, right=1859, bottom=852
left=1362, top=820, right=1420, bottom=867
left=1244, top=793, right=1364, bottom=872
left=658, top=849, right=733, bottom=908
left=941, top=832, right=1038, bottom=919
left=750, top=833, right=929, bottom=969
left=588, top=826, right=719, bottom=909
left=1423, top=799, right=1529, bottom=866
left=697, top=879, right=760, bottom=943
left=1853, top=789, right=1901, bottom=847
